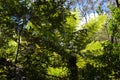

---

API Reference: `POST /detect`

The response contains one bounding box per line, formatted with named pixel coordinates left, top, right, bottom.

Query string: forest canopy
left=0, top=0, right=120, bottom=80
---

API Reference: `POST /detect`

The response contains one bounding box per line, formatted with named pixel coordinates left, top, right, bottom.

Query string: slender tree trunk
left=111, top=30, right=115, bottom=44
left=110, top=0, right=119, bottom=44
left=68, top=55, right=79, bottom=80
left=110, top=0, right=119, bottom=43
left=14, top=25, right=22, bottom=80
left=84, top=12, right=88, bottom=23
left=14, top=29, right=20, bottom=80
left=15, top=29, right=20, bottom=64
left=116, top=0, right=119, bottom=7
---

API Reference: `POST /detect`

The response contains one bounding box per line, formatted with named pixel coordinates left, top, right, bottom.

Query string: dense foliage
left=0, top=0, right=120, bottom=80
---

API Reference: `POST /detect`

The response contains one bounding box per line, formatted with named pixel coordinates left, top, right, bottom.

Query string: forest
left=0, top=0, right=120, bottom=80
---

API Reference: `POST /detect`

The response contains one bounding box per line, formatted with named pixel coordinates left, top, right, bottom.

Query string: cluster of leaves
left=78, top=7, right=120, bottom=80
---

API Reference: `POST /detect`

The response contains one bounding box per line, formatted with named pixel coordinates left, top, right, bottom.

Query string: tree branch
left=116, top=0, right=120, bottom=7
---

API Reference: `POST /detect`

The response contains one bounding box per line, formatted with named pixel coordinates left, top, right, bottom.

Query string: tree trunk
left=68, top=55, right=79, bottom=80
left=116, top=0, right=119, bottom=7
left=110, top=0, right=119, bottom=44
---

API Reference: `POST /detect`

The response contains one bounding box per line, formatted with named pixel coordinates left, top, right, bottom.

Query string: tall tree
left=0, top=0, right=80, bottom=79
